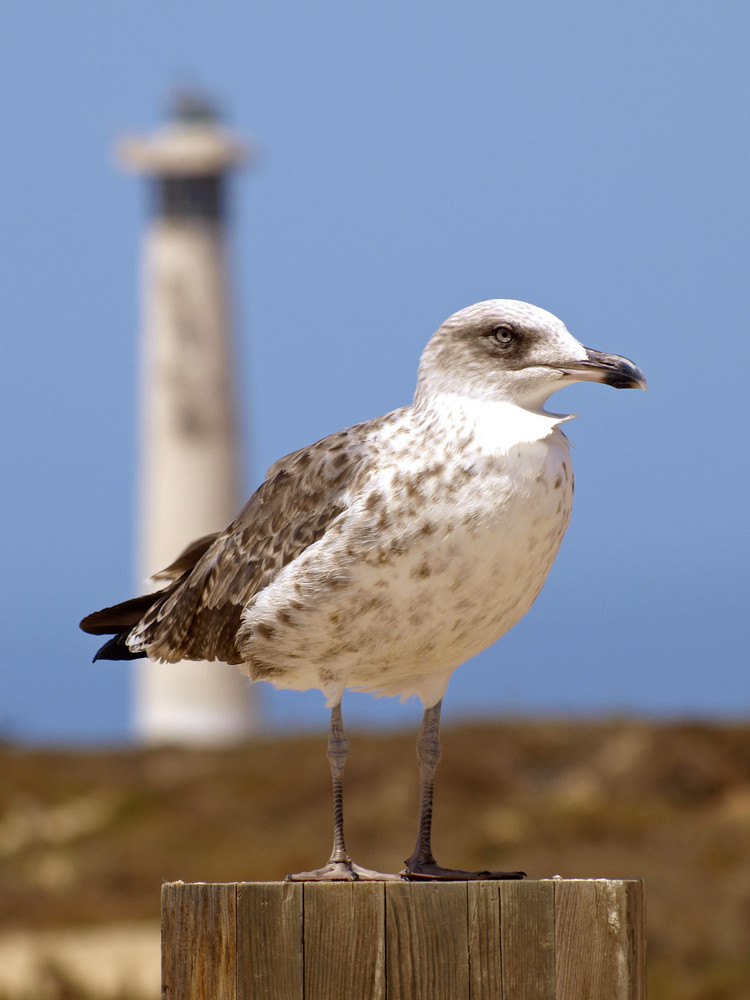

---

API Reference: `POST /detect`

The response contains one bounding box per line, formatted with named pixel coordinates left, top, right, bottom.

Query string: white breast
left=240, top=396, right=575, bottom=707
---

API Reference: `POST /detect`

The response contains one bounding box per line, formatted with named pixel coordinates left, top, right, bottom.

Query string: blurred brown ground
left=1, top=719, right=749, bottom=999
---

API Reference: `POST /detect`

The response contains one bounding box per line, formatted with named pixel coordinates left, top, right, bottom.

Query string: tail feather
left=80, top=532, right=219, bottom=662
left=80, top=592, right=166, bottom=636
left=81, top=590, right=169, bottom=662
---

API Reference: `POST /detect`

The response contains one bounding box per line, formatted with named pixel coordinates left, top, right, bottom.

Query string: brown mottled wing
left=128, top=413, right=402, bottom=664
left=150, top=533, right=221, bottom=581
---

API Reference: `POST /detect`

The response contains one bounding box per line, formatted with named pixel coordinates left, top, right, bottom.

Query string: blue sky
left=2, top=1, right=748, bottom=742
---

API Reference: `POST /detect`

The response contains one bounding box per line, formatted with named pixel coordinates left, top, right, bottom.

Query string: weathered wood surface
left=162, top=878, right=646, bottom=1000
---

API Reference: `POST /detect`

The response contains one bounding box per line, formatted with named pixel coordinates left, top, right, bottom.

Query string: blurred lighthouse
left=118, top=93, right=257, bottom=744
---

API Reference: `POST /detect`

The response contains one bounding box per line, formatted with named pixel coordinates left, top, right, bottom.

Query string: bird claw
left=286, top=860, right=403, bottom=881
left=401, top=860, right=526, bottom=881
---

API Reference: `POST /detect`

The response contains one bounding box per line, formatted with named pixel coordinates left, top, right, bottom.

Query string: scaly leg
left=402, top=701, right=525, bottom=880
left=287, top=702, right=401, bottom=881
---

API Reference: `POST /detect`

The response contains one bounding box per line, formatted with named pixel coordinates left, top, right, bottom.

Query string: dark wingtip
left=92, top=634, right=146, bottom=662
left=80, top=592, right=165, bottom=636
left=80, top=614, right=100, bottom=635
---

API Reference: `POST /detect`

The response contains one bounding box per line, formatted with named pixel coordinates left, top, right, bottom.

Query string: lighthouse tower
left=118, top=94, right=256, bottom=744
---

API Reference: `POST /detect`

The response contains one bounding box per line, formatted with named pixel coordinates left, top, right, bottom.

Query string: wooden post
left=161, top=878, right=645, bottom=1000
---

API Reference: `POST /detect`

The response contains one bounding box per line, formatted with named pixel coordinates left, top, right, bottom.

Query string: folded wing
left=79, top=415, right=394, bottom=664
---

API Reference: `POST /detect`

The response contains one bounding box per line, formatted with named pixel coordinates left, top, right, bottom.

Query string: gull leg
left=287, top=702, right=401, bottom=881
left=402, top=701, right=525, bottom=881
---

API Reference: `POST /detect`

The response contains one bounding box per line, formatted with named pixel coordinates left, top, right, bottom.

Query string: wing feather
left=125, top=414, right=401, bottom=663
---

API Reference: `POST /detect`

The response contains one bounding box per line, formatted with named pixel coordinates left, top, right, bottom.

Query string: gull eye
left=490, top=324, right=515, bottom=346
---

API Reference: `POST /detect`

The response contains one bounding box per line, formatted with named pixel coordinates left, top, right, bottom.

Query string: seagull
left=81, top=299, right=645, bottom=881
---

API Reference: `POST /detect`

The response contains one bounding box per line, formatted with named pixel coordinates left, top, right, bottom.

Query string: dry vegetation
left=1, top=719, right=750, bottom=999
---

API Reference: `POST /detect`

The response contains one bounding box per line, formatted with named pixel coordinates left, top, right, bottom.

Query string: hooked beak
left=559, top=349, right=647, bottom=390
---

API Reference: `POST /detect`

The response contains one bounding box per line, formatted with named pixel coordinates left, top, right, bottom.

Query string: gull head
left=415, top=299, right=646, bottom=412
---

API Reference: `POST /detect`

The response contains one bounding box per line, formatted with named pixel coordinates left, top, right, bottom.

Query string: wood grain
left=161, top=878, right=645, bottom=999
left=554, top=879, right=646, bottom=1000
left=468, top=881, right=502, bottom=998
left=162, top=881, right=236, bottom=1000
left=500, top=880, right=555, bottom=1000
left=304, top=881, right=386, bottom=1000
left=236, top=881, right=303, bottom=1000
left=386, top=881, right=469, bottom=1000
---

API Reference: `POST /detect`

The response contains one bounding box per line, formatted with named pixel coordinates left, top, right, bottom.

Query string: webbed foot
left=286, top=859, right=403, bottom=881
left=402, top=859, right=525, bottom=881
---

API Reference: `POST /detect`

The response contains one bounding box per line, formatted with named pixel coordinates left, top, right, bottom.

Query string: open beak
left=560, top=349, right=647, bottom=390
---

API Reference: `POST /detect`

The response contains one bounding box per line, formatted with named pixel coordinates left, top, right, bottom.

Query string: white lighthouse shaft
left=119, top=96, right=256, bottom=744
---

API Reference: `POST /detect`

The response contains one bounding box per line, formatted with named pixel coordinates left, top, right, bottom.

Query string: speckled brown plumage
left=82, top=410, right=407, bottom=665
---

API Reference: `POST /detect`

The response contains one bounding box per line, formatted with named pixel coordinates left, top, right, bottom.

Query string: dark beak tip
left=625, top=366, right=647, bottom=391
left=583, top=349, right=646, bottom=392
left=612, top=371, right=647, bottom=391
